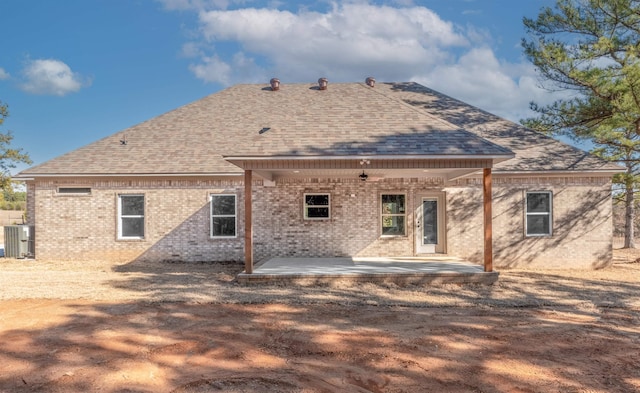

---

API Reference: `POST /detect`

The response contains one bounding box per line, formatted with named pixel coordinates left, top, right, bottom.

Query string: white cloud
left=157, top=0, right=230, bottom=11
left=189, top=55, right=232, bottom=84
left=199, top=4, right=468, bottom=49
left=189, top=52, right=265, bottom=85
left=417, top=47, right=563, bottom=121
left=20, top=59, right=89, bottom=96
left=165, top=2, right=565, bottom=123
left=181, top=42, right=204, bottom=58
left=191, top=4, right=468, bottom=84
left=392, top=0, right=415, bottom=6
left=464, top=24, right=492, bottom=46
left=0, top=68, right=9, bottom=80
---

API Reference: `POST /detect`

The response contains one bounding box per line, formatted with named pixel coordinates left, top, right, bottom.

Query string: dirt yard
left=1, top=250, right=639, bottom=393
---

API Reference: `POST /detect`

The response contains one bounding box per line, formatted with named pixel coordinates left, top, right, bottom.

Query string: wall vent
left=58, top=187, right=92, bottom=195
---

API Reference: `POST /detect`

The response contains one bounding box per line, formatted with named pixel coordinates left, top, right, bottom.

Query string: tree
left=3, top=184, right=26, bottom=203
left=521, top=0, right=640, bottom=248
left=0, top=101, right=32, bottom=191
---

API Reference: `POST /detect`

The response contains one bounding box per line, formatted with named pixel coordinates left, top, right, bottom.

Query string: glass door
left=415, top=194, right=445, bottom=254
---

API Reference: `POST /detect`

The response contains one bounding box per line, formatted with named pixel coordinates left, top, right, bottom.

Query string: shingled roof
left=18, top=81, right=620, bottom=177
left=386, top=82, right=623, bottom=173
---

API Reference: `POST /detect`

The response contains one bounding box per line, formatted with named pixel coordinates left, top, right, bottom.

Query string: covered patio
left=231, top=162, right=506, bottom=278
left=224, top=114, right=515, bottom=284
left=236, top=256, right=499, bottom=285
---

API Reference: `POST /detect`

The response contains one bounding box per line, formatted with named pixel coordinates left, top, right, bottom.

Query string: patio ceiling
left=251, top=167, right=481, bottom=182
left=224, top=156, right=508, bottom=182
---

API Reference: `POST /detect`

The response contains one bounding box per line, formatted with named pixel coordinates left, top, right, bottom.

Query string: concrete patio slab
left=236, top=256, right=499, bottom=285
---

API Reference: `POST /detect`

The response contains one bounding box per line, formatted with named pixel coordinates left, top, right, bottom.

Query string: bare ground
left=0, top=249, right=639, bottom=392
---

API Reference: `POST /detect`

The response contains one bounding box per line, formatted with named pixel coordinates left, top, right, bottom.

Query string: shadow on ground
left=110, top=258, right=640, bottom=312
left=1, top=253, right=639, bottom=392
left=0, top=300, right=638, bottom=392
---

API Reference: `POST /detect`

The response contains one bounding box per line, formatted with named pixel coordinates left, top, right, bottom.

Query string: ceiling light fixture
left=359, top=159, right=370, bottom=181
left=359, top=171, right=368, bottom=181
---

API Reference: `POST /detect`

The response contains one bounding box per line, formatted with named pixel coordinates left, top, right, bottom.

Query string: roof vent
left=270, top=78, right=280, bottom=91
left=318, top=77, right=328, bottom=90
left=365, top=77, right=375, bottom=87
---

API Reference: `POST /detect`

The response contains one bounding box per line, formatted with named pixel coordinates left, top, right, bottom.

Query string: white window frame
left=381, top=193, right=407, bottom=237
left=210, top=194, right=237, bottom=238
left=303, top=193, right=331, bottom=220
left=118, top=194, right=145, bottom=240
left=525, top=191, right=553, bottom=237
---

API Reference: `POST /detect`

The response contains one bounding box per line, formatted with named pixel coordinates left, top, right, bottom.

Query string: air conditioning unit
left=4, top=225, right=34, bottom=259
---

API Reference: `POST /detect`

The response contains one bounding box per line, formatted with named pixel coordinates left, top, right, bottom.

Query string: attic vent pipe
left=365, top=77, right=375, bottom=87
left=270, top=78, right=280, bottom=91
left=318, top=77, right=328, bottom=90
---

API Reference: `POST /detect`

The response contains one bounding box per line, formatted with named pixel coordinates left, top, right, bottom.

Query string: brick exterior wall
left=25, top=175, right=614, bottom=268
left=490, top=176, right=613, bottom=269
left=26, top=182, right=35, bottom=226
left=442, top=176, right=613, bottom=268
left=27, top=178, right=246, bottom=263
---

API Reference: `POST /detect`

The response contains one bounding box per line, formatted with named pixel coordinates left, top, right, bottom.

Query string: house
left=16, top=79, right=622, bottom=271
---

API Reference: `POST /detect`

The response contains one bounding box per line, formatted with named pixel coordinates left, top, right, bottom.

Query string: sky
left=0, top=0, right=563, bottom=173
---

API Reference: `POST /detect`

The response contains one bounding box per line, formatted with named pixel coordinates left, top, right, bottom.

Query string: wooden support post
left=483, top=168, right=493, bottom=272
left=244, top=170, right=253, bottom=274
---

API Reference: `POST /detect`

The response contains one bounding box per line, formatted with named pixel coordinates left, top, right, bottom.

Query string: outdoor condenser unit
left=4, top=225, right=34, bottom=259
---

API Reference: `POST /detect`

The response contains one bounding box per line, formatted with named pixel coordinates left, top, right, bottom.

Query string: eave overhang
left=493, top=168, right=625, bottom=176
left=13, top=172, right=243, bottom=180
left=223, top=154, right=515, bottom=182
left=224, top=153, right=515, bottom=169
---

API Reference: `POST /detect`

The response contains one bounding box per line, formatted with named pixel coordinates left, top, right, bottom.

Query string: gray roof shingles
left=383, top=82, right=622, bottom=172
left=18, top=81, right=620, bottom=176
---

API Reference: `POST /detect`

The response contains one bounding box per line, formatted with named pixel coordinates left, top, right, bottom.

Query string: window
left=304, top=193, right=330, bottom=219
left=526, top=192, right=552, bottom=236
left=211, top=194, right=236, bottom=238
left=58, top=187, right=91, bottom=195
left=381, top=194, right=406, bottom=236
left=118, top=194, right=144, bottom=239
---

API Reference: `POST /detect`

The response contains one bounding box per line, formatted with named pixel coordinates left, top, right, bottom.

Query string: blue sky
left=1, top=0, right=560, bottom=173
